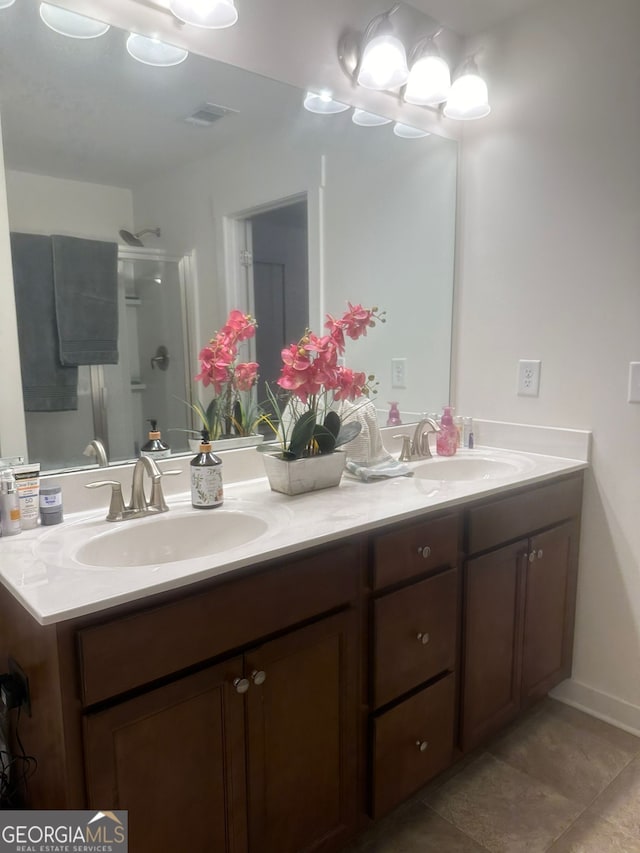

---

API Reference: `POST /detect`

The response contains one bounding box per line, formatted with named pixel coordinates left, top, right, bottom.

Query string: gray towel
left=10, top=233, right=78, bottom=412
left=52, top=235, right=119, bottom=365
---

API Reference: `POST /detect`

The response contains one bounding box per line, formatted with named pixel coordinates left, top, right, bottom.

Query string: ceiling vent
left=184, top=102, right=238, bottom=127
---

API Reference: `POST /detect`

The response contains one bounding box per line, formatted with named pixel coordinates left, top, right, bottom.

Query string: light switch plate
left=628, top=362, right=640, bottom=403
left=391, top=358, right=407, bottom=389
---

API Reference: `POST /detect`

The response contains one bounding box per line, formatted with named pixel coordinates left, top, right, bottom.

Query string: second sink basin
left=413, top=453, right=535, bottom=482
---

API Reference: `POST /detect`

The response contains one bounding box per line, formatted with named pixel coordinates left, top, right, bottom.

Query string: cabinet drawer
left=467, top=474, right=583, bottom=555
left=373, top=567, right=457, bottom=708
left=77, top=542, right=360, bottom=706
left=371, top=673, right=455, bottom=818
left=373, top=512, right=460, bottom=590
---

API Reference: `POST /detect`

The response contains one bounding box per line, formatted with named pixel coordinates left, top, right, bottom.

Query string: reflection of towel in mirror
left=52, top=235, right=118, bottom=365
left=341, top=399, right=412, bottom=481
left=10, top=233, right=78, bottom=412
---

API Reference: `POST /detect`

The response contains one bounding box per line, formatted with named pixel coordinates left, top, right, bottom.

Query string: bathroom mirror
left=0, top=1, right=457, bottom=472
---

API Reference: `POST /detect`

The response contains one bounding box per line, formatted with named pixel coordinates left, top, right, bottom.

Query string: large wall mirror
left=0, top=0, right=457, bottom=472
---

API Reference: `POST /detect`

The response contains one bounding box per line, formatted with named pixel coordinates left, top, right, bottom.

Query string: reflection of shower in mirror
left=118, top=227, right=162, bottom=247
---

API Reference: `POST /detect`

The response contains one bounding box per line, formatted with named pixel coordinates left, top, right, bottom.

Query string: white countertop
left=0, top=447, right=588, bottom=626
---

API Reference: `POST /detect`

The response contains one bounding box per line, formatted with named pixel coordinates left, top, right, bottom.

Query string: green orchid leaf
left=323, top=410, right=341, bottom=440
left=334, top=421, right=362, bottom=448
left=313, top=424, right=337, bottom=454
left=289, top=410, right=317, bottom=458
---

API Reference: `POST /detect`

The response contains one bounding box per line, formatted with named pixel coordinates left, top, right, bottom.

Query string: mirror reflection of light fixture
left=393, top=122, right=430, bottom=139
left=443, top=57, right=491, bottom=120
left=39, top=2, right=110, bottom=38
left=0, top=0, right=16, bottom=8
left=169, top=0, right=238, bottom=29
left=352, top=109, right=392, bottom=127
left=303, top=91, right=349, bottom=114
left=356, top=5, right=409, bottom=91
left=126, top=33, right=189, bottom=67
left=404, top=32, right=451, bottom=106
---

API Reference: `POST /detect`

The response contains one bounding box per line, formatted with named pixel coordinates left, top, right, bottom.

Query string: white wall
left=456, top=0, right=640, bottom=729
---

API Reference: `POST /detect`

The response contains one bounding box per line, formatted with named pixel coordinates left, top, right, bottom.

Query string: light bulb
left=357, top=34, right=409, bottom=91
left=169, top=0, right=237, bottom=29
left=404, top=54, right=451, bottom=106
left=126, top=33, right=189, bottom=67
left=444, top=71, right=490, bottom=120
left=39, top=2, right=110, bottom=38
left=303, top=92, right=350, bottom=115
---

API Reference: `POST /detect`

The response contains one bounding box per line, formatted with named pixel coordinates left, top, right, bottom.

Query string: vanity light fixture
left=352, top=109, right=392, bottom=127
left=303, top=91, right=350, bottom=115
left=169, top=0, right=238, bottom=29
left=393, top=122, right=430, bottom=139
left=404, top=32, right=451, bottom=106
left=443, top=57, right=491, bottom=120
left=356, top=5, right=409, bottom=91
left=126, top=33, right=189, bottom=67
left=39, top=2, right=110, bottom=38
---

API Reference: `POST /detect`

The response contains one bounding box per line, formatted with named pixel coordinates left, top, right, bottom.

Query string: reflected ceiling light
left=39, top=3, right=110, bottom=38
left=352, top=109, right=392, bottom=127
left=169, top=0, right=238, bottom=29
left=0, top=0, right=16, bottom=8
left=393, top=122, right=430, bottom=139
left=303, top=91, right=349, bottom=115
left=404, top=33, right=451, bottom=106
left=356, top=6, right=408, bottom=91
left=126, top=33, right=188, bottom=67
left=443, top=58, right=490, bottom=120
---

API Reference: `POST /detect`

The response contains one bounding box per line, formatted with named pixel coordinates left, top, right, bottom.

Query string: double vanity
left=0, top=440, right=587, bottom=853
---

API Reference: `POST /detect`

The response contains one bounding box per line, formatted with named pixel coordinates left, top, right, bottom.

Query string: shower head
left=118, top=227, right=161, bottom=247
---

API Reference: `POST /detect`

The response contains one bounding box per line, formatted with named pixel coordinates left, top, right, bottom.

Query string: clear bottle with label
left=0, top=469, right=22, bottom=535
left=141, top=419, right=171, bottom=460
left=190, top=430, right=223, bottom=509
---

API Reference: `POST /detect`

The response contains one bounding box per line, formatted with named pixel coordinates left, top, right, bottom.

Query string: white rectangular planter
left=262, top=451, right=345, bottom=496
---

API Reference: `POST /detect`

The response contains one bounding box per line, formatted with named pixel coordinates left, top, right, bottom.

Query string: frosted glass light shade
left=0, top=0, right=16, bottom=9
left=352, top=109, right=392, bottom=127
left=357, top=33, right=409, bottom=91
left=404, top=54, right=451, bottom=106
left=39, top=3, right=110, bottom=38
left=393, top=123, right=430, bottom=139
left=169, top=0, right=237, bottom=29
left=303, top=91, right=350, bottom=114
left=126, top=33, right=188, bottom=67
left=444, top=72, right=490, bottom=120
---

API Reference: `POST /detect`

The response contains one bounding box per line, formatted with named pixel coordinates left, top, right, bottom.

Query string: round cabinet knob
left=416, top=740, right=429, bottom=752
left=251, top=670, right=266, bottom=686
left=416, top=632, right=430, bottom=645
left=233, top=677, right=250, bottom=694
left=417, top=545, right=432, bottom=560
left=528, top=550, right=536, bottom=563
left=537, top=549, right=544, bottom=560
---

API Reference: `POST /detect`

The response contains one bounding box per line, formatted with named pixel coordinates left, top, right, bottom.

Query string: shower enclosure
left=24, top=248, right=194, bottom=472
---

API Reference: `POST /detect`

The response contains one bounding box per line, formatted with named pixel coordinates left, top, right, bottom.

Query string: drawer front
left=372, top=673, right=455, bottom=818
left=373, top=512, right=460, bottom=590
left=467, top=474, right=583, bottom=555
left=78, top=542, right=360, bottom=706
left=373, top=567, right=458, bottom=708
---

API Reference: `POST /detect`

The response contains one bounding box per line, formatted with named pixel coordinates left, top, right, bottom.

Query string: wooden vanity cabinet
left=460, top=475, right=583, bottom=752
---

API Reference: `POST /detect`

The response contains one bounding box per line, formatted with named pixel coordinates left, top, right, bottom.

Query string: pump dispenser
left=190, top=429, right=223, bottom=509
left=141, top=419, right=171, bottom=460
left=0, top=469, right=22, bottom=535
left=436, top=406, right=458, bottom=457
left=386, top=402, right=402, bottom=427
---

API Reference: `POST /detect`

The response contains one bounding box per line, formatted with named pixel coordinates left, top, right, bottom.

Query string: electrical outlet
left=517, top=359, right=541, bottom=397
left=391, top=358, right=407, bottom=389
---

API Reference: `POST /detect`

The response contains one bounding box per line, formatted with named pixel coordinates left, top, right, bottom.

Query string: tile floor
left=347, top=699, right=640, bottom=853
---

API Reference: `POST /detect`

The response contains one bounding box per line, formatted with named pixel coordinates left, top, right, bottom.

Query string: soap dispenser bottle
left=0, top=469, right=22, bottom=535
left=141, top=419, right=171, bottom=460
left=436, top=406, right=458, bottom=457
left=386, top=402, right=402, bottom=427
left=190, top=429, right=223, bottom=509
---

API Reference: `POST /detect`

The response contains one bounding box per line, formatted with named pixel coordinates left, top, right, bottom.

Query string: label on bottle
left=191, top=466, right=223, bottom=508
left=141, top=448, right=171, bottom=460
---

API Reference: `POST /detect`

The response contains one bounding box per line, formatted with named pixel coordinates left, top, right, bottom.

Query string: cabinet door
left=461, top=540, right=527, bottom=751
left=245, top=610, right=358, bottom=853
left=84, top=658, right=247, bottom=853
left=521, top=522, right=576, bottom=704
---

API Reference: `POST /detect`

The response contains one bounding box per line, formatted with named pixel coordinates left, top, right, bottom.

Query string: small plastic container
left=40, top=483, right=63, bottom=526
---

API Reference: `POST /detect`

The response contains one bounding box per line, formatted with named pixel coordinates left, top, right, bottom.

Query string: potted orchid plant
left=188, top=309, right=261, bottom=447
left=261, top=302, right=384, bottom=494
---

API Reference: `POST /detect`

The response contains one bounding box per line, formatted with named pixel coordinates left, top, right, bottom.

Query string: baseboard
left=550, top=679, right=640, bottom=737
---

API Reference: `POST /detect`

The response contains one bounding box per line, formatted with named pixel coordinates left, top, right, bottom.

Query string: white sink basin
left=36, top=499, right=283, bottom=571
left=413, top=453, right=535, bottom=482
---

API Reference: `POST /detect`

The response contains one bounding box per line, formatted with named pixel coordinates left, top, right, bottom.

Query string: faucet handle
left=393, top=434, right=413, bottom=462
left=149, top=467, right=182, bottom=512
left=85, top=480, right=125, bottom=521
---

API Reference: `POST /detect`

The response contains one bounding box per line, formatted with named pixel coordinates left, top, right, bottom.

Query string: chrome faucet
left=83, top=438, right=109, bottom=468
left=395, top=418, right=441, bottom=461
left=86, top=457, right=181, bottom=522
